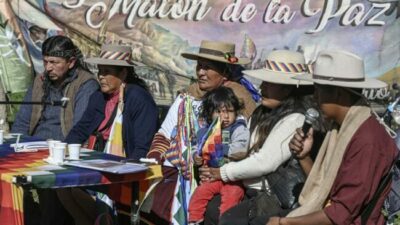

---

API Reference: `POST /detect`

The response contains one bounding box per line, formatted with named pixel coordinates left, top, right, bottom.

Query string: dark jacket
left=65, top=84, right=159, bottom=160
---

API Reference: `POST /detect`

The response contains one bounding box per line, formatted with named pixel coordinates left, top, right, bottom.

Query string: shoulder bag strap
left=97, top=105, right=118, bottom=133
left=360, top=167, right=393, bottom=225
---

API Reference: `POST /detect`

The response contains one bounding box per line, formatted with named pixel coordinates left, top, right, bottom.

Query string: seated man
left=11, top=35, right=99, bottom=225
left=269, top=50, right=399, bottom=225
left=12, top=35, right=99, bottom=140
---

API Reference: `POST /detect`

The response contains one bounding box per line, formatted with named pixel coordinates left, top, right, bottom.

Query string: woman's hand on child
left=199, top=166, right=222, bottom=182
left=199, top=166, right=211, bottom=183
left=209, top=167, right=222, bottom=181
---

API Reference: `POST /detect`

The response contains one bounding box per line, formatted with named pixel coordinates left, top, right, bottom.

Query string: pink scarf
left=98, top=90, right=119, bottom=140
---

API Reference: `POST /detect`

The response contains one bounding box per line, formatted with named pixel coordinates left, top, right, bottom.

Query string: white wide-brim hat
left=181, top=40, right=250, bottom=65
left=294, top=50, right=387, bottom=89
left=86, top=44, right=135, bottom=67
left=243, top=50, right=312, bottom=85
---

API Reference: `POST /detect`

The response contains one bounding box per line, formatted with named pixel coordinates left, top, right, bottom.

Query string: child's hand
left=193, top=154, right=203, bottom=166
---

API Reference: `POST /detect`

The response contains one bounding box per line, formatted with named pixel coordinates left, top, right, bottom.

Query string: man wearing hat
left=144, top=40, right=256, bottom=224
left=272, top=50, right=399, bottom=225
left=12, top=35, right=99, bottom=225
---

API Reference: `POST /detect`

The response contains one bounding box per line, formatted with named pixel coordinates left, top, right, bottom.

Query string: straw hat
left=294, top=50, right=387, bottom=89
left=86, top=44, right=135, bottom=67
left=181, top=40, right=250, bottom=65
left=243, top=50, right=312, bottom=85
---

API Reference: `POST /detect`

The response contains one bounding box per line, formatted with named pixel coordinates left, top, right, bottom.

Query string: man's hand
left=289, top=127, right=314, bottom=159
left=193, top=154, right=203, bottom=166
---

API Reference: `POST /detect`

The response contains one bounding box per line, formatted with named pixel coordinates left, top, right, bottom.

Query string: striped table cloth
left=0, top=138, right=161, bottom=225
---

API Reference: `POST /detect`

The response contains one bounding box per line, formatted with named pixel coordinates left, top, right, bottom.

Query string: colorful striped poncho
left=164, top=94, right=199, bottom=225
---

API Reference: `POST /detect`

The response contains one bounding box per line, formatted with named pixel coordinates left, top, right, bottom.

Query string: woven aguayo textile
left=197, top=117, right=224, bottom=168
left=0, top=137, right=161, bottom=225
left=164, top=94, right=199, bottom=225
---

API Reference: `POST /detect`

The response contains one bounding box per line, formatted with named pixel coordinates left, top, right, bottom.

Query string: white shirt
left=220, top=113, right=305, bottom=190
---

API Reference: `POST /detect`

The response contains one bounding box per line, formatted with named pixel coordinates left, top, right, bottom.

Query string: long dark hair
left=41, top=35, right=89, bottom=87
left=42, top=35, right=88, bottom=71
left=40, top=36, right=90, bottom=115
left=249, top=94, right=323, bottom=153
left=200, top=86, right=244, bottom=124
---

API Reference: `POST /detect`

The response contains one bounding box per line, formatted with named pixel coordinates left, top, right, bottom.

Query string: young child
left=188, top=86, right=250, bottom=224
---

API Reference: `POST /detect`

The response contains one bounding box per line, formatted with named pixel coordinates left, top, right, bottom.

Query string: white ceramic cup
left=0, top=130, right=4, bottom=145
left=55, top=142, right=68, bottom=158
left=47, top=140, right=61, bottom=159
left=54, top=142, right=67, bottom=149
left=68, top=144, right=81, bottom=160
left=52, top=146, right=65, bottom=164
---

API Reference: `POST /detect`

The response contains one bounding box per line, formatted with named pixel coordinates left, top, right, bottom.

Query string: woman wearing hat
left=58, top=44, right=158, bottom=225
left=199, top=50, right=325, bottom=225
left=143, top=40, right=256, bottom=224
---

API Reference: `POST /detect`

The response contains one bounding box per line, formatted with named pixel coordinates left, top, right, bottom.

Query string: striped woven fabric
left=164, top=94, right=199, bottom=225
left=0, top=137, right=161, bottom=225
left=265, top=59, right=307, bottom=73
left=104, top=84, right=125, bottom=157
left=100, top=50, right=131, bottom=61
left=147, top=133, right=170, bottom=157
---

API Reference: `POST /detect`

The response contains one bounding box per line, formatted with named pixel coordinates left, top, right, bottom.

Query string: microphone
left=302, top=108, right=319, bottom=135
left=56, top=97, right=69, bottom=108
left=0, top=97, right=69, bottom=108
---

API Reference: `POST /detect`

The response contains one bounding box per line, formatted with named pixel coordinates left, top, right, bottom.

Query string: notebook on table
left=63, top=159, right=148, bottom=174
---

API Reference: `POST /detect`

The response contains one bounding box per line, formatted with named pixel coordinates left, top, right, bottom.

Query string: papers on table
left=64, top=159, right=148, bottom=174
left=11, top=141, right=49, bottom=152
left=4, top=133, right=23, bottom=140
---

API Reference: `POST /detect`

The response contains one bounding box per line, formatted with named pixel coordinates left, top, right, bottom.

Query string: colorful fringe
left=164, top=94, right=199, bottom=225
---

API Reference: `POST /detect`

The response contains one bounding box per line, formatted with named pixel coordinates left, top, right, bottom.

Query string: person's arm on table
left=147, top=96, right=182, bottom=163
left=64, top=91, right=105, bottom=144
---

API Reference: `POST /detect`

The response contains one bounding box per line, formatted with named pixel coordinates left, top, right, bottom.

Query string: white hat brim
left=293, top=74, right=387, bottom=89
left=243, top=69, right=313, bottom=85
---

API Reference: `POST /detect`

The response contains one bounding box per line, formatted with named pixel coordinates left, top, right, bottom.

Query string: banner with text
left=4, top=0, right=400, bottom=105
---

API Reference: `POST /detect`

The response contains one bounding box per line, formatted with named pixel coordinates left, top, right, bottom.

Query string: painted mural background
left=0, top=0, right=399, bottom=113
